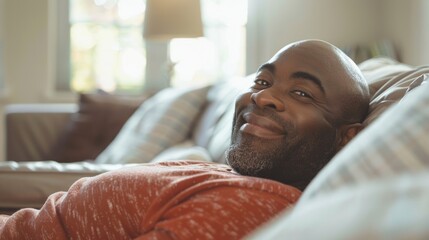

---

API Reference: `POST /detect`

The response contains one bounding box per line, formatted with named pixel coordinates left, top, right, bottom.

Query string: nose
left=251, top=89, right=285, bottom=111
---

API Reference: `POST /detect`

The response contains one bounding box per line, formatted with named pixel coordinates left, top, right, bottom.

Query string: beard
left=226, top=114, right=338, bottom=190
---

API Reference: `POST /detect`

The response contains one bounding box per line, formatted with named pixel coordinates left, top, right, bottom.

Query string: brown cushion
left=364, top=67, right=429, bottom=126
left=49, top=92, right=149, bottom=162
left=358, top=58, right=429, bottom=126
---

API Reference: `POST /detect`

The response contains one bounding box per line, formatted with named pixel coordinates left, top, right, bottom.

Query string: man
left=0, top=40, right=369, bottom=239
left=227, top=39, right=369, bottom=191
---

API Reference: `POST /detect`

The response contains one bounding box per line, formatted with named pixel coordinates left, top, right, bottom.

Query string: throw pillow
left=150, top=140, right=212, bottom=163
left=192, top=76, right=252, bottom=163
left=359, top=58, right=429, bottom=126
left=49, top=92, right=148, bottom=162
left=95, top=85, right=210, bottom=164
left=248, top=171, right=429, bottom=240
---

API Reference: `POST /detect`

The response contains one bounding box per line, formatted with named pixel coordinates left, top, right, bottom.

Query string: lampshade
left=143, top=0, right=204, bottom=40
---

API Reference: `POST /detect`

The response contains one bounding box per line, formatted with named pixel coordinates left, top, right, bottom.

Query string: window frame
left=51, top=0, right=248, bottom=95
left=54, top=0, right=71, bottom=92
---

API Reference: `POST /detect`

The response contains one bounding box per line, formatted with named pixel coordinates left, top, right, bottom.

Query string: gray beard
left=226, top=142, right=279, bottom=177
left=226, top=130, right=337, bottom=189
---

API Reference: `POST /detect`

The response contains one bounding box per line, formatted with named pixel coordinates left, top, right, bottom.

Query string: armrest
left=0, top=160, right=130, bottom=209
left=5, top=104, right=77, bottom=162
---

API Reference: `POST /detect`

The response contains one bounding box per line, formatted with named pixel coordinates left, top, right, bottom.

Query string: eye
left=253, top=79, right=271, bottom=88
left=292, top=90, right=312, bottom=98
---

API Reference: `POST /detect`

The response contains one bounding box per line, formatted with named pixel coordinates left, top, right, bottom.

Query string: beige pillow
left=95, top=86, right=210, bottom=164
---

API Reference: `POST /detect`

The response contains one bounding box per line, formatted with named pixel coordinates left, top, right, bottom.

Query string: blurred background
left=0, top=0, right=428, bottom=160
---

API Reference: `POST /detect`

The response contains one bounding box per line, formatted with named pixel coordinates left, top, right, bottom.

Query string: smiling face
left=226, top=40, right=369, bottom=190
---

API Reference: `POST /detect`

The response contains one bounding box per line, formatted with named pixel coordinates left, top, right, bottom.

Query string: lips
left=240, top=112, right=285, bottom=139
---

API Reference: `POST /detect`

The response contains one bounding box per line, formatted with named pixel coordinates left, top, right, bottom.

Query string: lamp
left=143, top=0, right=203, bottom=40
left=143, top=0, right=204, bottom=91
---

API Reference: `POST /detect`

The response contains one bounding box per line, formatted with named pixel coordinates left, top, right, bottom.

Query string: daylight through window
left=63, top=0, right=248, bottom=94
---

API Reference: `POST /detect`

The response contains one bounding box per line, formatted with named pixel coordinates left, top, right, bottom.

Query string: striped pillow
left=95, top=86, right=210, bottom=164
left=299, top=78, right=429, bottom=201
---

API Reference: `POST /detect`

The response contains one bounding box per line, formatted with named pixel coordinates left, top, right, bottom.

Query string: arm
left=135, top=185, right=297, bottom=240
left=1, top=163, right=300, bottom=240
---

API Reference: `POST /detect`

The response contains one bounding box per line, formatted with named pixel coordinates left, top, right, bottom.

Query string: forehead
left=265, top=43, right=353, bottom=93
left=269, top=44, right=337, bottom=78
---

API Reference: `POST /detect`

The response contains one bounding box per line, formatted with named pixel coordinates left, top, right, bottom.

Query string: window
left=55, top=0, right=247, bottom=94
left=170, top=0, right=248, bottom=87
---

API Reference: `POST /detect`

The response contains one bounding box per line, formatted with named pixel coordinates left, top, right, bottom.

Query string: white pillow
left=95, top=86, right=210, bottom=164
left=150, top=140, right=212, bottom=163
left=247, top=172, right=429, bottom=240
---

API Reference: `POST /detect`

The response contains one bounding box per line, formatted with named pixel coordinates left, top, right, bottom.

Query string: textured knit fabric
left=0, top=161, right=300, bottom=240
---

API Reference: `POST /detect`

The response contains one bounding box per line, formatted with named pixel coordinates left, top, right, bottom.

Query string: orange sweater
left=0, top=161, right=300, bottom=240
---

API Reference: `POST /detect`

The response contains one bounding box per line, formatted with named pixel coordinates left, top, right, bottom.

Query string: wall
left=380, top=0, right=429, bottom=66
left=246, top=0, right=429, bottom=72
left=2, top=0, right=53, bottom=104
left=0, top=0, right=5, bottom=161
left=0, top=0, right=4, bottom=89
left=0, top=0, right=74, bottom=161
left=246, top=0, right=381, bottom=72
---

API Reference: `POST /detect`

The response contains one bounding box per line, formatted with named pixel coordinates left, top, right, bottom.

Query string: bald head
left=272, top=39, right=370, bottom=125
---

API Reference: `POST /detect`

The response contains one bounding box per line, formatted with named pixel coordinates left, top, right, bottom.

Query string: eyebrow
left=257, top=63, right=276, bottom=74
left=291, top=71, right=325, bottom=94
left=257, top=63, right=326, bottom=94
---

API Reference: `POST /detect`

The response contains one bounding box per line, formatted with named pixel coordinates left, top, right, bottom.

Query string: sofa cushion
left=5, top=104, right=77, bottom=162
left=49, top=92, right=148, bottom=162
left=192, top=76, right=252, bottom=163
left=358, top=57, right=411, bottom=86
left=358, top=58, right=429, bottom=126
left=95, top=85, right=210, bottom=164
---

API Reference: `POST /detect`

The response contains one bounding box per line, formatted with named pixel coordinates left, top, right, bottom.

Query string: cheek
left=232, top=92, right=252, bottom=133
left=287, top=107, right=335, bottom=135
left=236, top=91, right=252, bottom=104
left=234, top=92, right=252, bottom=115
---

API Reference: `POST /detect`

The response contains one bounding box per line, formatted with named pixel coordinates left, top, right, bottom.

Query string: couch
left=0, top=75, right=246, bottom=213
left=1, top=57, right=429, bottom=239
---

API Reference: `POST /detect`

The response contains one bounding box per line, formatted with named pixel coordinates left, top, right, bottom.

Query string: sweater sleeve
left=0, top=186, right=78, bottom=239
left=0, top=162, right=301, bottom=240
left=135, top=184, right=299, bottom=240
left=0, top=169, right=157, bottom=240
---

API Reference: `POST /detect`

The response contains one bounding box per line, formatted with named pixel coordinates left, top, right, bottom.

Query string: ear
left=336, top=123, right=364, bottom=151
